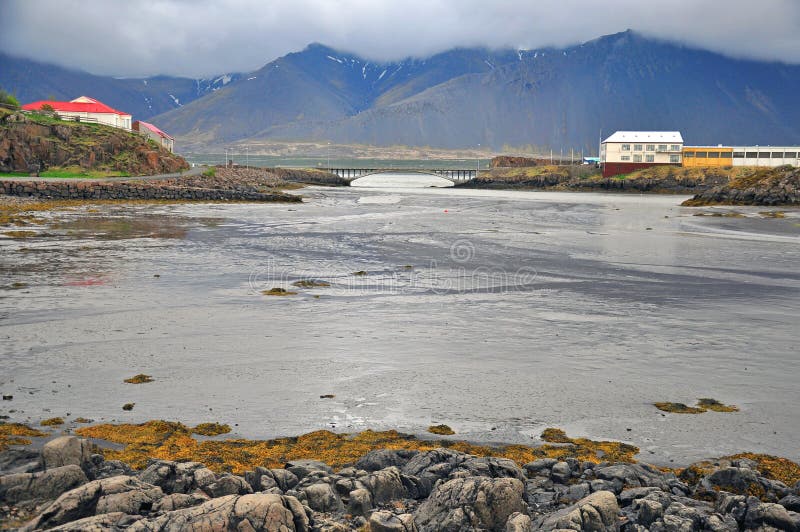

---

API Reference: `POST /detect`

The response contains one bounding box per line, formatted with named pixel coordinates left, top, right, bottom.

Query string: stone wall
left=0, top=179, right=301, bottom=202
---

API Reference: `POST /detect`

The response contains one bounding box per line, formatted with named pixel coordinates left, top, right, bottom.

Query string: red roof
left=22, top=97, right=130, bottom=116
left=134, top=120, right=173, bottom=140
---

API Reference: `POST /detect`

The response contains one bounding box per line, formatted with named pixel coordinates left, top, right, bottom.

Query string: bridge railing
left=330, top=168, right=478, bottom=182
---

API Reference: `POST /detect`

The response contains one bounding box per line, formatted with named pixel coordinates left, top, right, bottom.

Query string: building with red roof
left=133, top=120, right=175, bottom=153
left=22, top=96, right=132, bottom=131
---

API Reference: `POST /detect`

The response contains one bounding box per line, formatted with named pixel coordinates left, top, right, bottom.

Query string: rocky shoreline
left=2, top=432, right=799, bottom=531
left=682, top=167, right=800, bottom=206
left=0, top=167, right=306, bottom=203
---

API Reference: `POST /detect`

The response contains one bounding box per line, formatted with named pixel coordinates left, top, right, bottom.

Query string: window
left=633, top=154, right=642, bottom=162
left=733, top=152, right=745, bottom=158
left=621, top=144, right=631, bottom=151
left=620, top=155, right=631, bottom=161
left=772, top=152, right=784, bottom=158
left=720, top=152, right=733, bottom=158
left=746, top=152, right=758, bottom=158
left=785, top=152, right=797, bottom=158
left=633, top=144, right=643, bottom=151
left=669, top=155, right=680, bottom=163
left=695, top=152, right=708, bottom=158
left=758, top=152, right=770, bottom=158
left=708, top=152, right=720, bottom=158
left=658, top=144, right=668, bottom=152
left=670, top=144, right=681, bottom=151
left=646, top=144, right=655, bottom=151
left=684, top=151, right=695, bottom=158
left=645, top=154, right=655, bottom=162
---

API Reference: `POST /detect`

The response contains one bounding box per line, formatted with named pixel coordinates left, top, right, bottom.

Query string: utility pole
left=224, top=147, right=228, bottom=168
left=245, top=146, right=249, bottom=169
left=476, top=143, right=481, bottom=179
left=327, top=142, right=331, bottom=173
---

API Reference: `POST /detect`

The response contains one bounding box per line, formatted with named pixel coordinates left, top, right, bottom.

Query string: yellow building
left=682, top=146, right=733, bottom=168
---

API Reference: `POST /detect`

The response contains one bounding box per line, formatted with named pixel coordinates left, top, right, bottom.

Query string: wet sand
left=1, top=185, right=799, bottom=466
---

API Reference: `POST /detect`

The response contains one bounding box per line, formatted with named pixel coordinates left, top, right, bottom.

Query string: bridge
left=330, top=168, right=478, bottom=183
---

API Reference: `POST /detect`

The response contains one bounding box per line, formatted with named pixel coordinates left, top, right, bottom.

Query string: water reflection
left=350, top=172, right=455, bottom=188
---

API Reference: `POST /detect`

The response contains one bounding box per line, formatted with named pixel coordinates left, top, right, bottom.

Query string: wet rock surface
left=3, top=437, right=799, bottom=531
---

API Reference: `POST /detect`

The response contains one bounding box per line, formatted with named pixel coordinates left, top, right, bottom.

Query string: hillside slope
left=0, top=110, right=188, bottom=175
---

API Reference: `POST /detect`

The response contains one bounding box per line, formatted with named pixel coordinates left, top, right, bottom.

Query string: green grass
left=38, top=167, right=130, bottom=178
left=0, top=172, right=30, bottom=177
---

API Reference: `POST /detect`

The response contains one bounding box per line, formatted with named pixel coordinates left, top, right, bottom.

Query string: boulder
left=744, top=501, right=799, bottom=531
left=401, top=448, right=471, bottom=497
left=361, top=466, right=408, bottom=504
left=41, top=436, right=92, bottom=472
left=138, top=460, right=208, bottom=494
left=699, top=467, right=762, bottom=497
left=22, top=475, right=163, bottom=530
left=356, top=449, right=419, bottom=472
left=151, top=492, right=209, bottom=513
left=505, top=511, right=532, bottom=531
left=523, top=459, right=557, bottom=477
left=414, top=476, right=526, bottom=531
left=536, top=490, right=619, bottom=531
left=127, top=493, right=311, bottom=531
left=204, top=474, right=253, bottom=497
left=43, top=512, right=141, bottom=531
left=0, top=465, right=88, bottom=504
left=779, top=494, right=800, bottom=512
left=301, top=482, right=344, bottom=513
left=368, top=510, right=418, bottom=532
left=450, top=457, right=526, bottom=482
left=285, top=459, right=333, bottom=480
left=550, top=462, right=571, bottom=484
left=595, top=463, right=671, bottom=492
left=348, top=488, right=372, bottom=516
left=0, top=448, right=41, bottom=475
left=619, top=486, right=663, bottom=507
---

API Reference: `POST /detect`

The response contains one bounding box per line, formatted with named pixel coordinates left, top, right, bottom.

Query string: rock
left=744, top=501, right=799, bottom=531
left=204, top=474, right=253, bottom=497
left=270, top=468, right=300, bottom=492
left=523, top=459, right=557, bottom=477
left=41, top=436, right=92, bottom=472
left=93, top=459, right=133, bottom=480
left=285, top=459, right=333, bottom=480
left=699, top=466, right=762, bottom=497
left=127, top=493, right=311, bottom=531
left=636, top=498, right=664, bottom=527
left=505, top=511, right=532, bottom=531
left=550, top=462, right=571, bottom=484
left=595, top=463, right=671, bottom=492
left=348, top=488, right=372, bottom=516
left=715, top=493, right=748, bottom=523
left=356, top=449, right=420, bottom=472
left=22, top=475, right=163, bottom=530
left=43, top=512, right=141, bottom=531
left=0, top=448, right=41, bottom=475
left=620, top=486, right=663, bottom=506
left=301, top=482, right=344, bottom=513
left=450, top=457, right=526, bottom=482
left=556, top=482, right=590, bottom=504
left=361, top=466, right=408, bottom=504
left=401, top=448, right=471, bottom=497
left=414, top=476, right=525, bottom=531
left=704, top=513, right=739, bottom=531
left=245, top=467, right=278, bottom=492
left=138, top=460, right=207, bottom=494
left=650, top=514, right=695, bottom=531
left=151, top=492, right=209, bottom=513
left=0, top=465, right=87, bottom=504
left=536, top=490, right=619, bottom=531
left=368, top=510, right=418, bottom=532
left=779, top=494, right=800, bottom=512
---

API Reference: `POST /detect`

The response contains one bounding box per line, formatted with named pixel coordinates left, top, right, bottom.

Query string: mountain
left=0, top=52, right=241, bottom=121
left=150, top=31, right=800, bottom=152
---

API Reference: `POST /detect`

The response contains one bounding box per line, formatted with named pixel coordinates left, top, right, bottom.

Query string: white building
left=731, top=147, right=800, bottom=168
left=22, top=96, right=132, bottom=131
left=133, top=120, right=175, bottom=153
left=601, top=131, right=683, bottom=177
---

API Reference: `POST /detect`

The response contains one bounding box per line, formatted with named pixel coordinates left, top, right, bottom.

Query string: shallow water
left=1, top=186, right=799, bottom=465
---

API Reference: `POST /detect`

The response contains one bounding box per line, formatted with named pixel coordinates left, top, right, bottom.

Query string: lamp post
left=224, top=147, right=228, bottom=168
left=327, top=142, right=331, bottom=173
left=245, top=146, right=249, bottom=169
left=476, top=143, right=481, bottom=180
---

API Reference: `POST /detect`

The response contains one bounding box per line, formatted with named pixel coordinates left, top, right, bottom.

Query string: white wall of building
left=54, top=111, right=132, bottom=131
left=731, top=147, right=800, bottom=167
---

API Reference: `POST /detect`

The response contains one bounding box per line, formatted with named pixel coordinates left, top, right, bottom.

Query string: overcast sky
left=2, top=0, right=800, bottom=78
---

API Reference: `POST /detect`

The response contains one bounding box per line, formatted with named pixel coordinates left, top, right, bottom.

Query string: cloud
left=1, top=0, right=799, bottom=78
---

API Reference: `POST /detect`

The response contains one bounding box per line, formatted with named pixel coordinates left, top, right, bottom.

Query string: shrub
left=0, top=89, right=20, bottom=109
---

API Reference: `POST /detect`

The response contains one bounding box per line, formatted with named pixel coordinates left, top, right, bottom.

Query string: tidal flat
left=1, top=186, right=799, bottom=466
